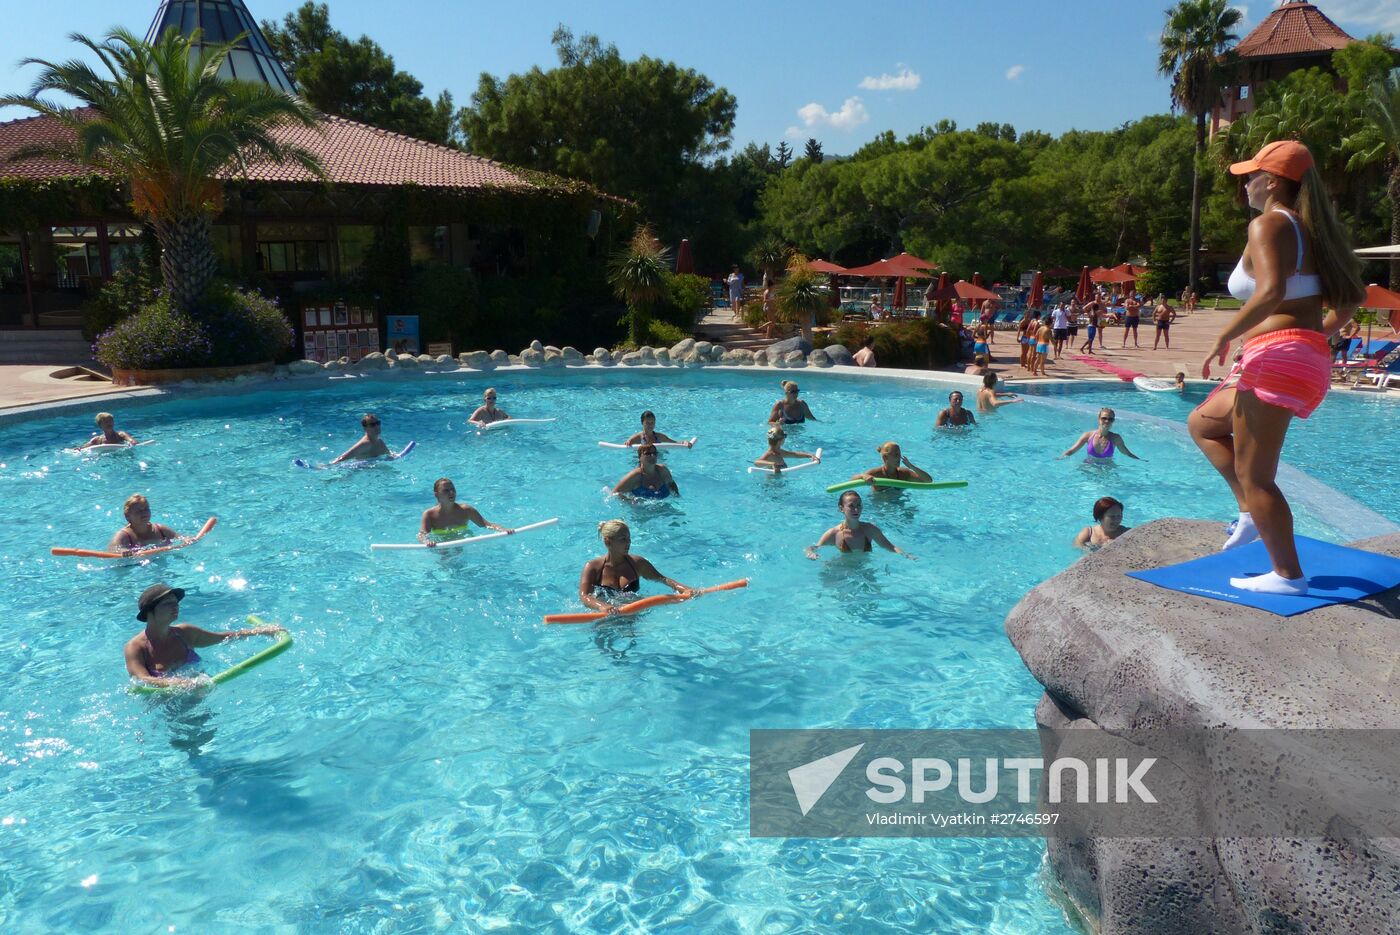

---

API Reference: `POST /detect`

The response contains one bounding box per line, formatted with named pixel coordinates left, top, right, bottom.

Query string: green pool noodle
left=824, top=478, right=969, bottom=493
left=130, top=615, right=292, bottom=695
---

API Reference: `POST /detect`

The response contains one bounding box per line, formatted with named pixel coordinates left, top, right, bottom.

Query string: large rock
left=752, top=349, right=769, bottom=366
left=638, top=346, right=656, bottom=363
left=767, top=335, right=813, bottom=358
left=730, top=348, right=756, bottom=366
left=693, top=340, right=714, bottom=359
left=542, top=348, right=565, bottom=368
left=708, top=344, right=727, bottom=361
left=507, top=354, right=522, bottom=366
left=620, top=351, right=643, bottom=366
left=670, top=338, right=696, bottom=358
left=592, top=348, right=614, bottom=366
left=680, top=349, right=706, bottom=368
left=529, top=339, right=544, bottom=352
left=460, top=350, right=494, bottom=370
left=562, top=346, right=586, bottom=365
left=489, top=350, right=511, bottom=366
left=417, top=354, right=434, bottom=365
left=322, top=359, right=345, bottom=372
left=520, top=348, right=545, bottom=367
left=807, top=348, right=833, bottom=368
left=782, top=350, right=807, bottom=368
left=434, top=354, right=458, bottom=370
left=1005, top=518, right=1400, bottom=935
left=288, top=359, right=321, bottom=375
left=355, top=352, right=389, bottom=372
left=654, top=347, right=671, bottom=365
left=824, top=343, right=855, bottom=366
left=392, top=354, right=419, bottom=369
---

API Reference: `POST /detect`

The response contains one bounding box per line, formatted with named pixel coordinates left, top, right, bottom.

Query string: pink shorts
left=1235, top=328, right=1331, bottom=419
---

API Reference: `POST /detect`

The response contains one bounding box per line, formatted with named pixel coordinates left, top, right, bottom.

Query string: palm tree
left=0, top=27, right=324, bottom=315
left=1344, top=74, right=1400, bottom=287
left=608, top=225, right=671, bottom=346
left=777, top=256, right=829, bottom=344
left=748, top=236, right=793, bottom=289
left=1158, top=0, right=1242, bottom=292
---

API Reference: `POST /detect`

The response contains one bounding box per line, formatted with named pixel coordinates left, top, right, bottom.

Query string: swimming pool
left=0, top=367, right=1387, bottom=932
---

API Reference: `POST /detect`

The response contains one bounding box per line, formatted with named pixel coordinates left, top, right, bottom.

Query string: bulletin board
left=300, top=302, right=380, bottom=363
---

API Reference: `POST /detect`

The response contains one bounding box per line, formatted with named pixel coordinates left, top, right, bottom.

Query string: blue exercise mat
left=1127, top=535, right=1400, bottom=617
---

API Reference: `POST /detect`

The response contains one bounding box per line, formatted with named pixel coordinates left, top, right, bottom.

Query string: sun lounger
left=1332, top=341, right=1398, bottom=384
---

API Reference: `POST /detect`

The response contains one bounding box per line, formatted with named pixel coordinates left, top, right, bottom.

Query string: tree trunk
left=1189, top=112, right=1205, bottom=294
left=154, top=212, right=218, bottom=315
left=1390, top=163, right=1400, bottom=290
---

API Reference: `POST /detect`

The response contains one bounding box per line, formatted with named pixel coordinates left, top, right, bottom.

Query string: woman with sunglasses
left=331, top=413, right=391, bottom=464
left=1062, top=408, right=1145, bottom=462
left=1189, top=141, right=1363, bottom=594
left=578, top=521, right=695, bottom=614
left=123, top=583, right=283, bottom=689
left=613, top=444, right=680, bottom=500
left=768, top=381, right=817, bottom=425
left=468, top=388, right=510, bottom=427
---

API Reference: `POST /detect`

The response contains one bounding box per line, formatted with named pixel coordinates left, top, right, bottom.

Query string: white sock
left=1221, top=512, right=1258, bottom=551
left=1229, top=571, right=1308, bottom=595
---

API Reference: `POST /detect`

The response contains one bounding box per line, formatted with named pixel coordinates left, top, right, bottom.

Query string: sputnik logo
left=787, top=743, right=864, bottom=816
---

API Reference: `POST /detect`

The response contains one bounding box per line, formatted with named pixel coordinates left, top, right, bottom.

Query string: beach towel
left=1127, top=536, right=1400, bottom=617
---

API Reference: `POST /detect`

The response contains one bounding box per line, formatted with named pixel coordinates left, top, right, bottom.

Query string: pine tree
left=775, top=140, right=793, bottom=168
left=804, top=138, right=824, bottom=163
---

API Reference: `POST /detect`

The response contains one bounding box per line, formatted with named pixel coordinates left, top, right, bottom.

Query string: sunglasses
left=365, top=420, right=381, bottom=427
left=1099, top=416, right=1114, bottom=422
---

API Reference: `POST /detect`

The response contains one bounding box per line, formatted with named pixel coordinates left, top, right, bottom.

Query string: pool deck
left=0, top=364, right=138, bottom=412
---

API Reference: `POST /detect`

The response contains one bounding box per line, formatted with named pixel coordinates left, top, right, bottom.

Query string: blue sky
left=2, top=0, right=1398, bottom=155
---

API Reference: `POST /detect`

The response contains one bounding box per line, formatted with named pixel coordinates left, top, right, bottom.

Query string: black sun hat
left=136, top=583, right=185, bottom=622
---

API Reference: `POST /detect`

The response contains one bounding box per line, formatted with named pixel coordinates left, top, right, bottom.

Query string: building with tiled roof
left=0, top=0, right=625, bottom=353
left=1212, top=1, right=1358, bottom=133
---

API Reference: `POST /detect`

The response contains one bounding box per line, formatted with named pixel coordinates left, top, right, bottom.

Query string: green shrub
left=652, top=272, right=711, bottom=329
left=645, top=319, right=687, bottom=346
left=816, top=320, right=959, bottom=369
left=81, top=262, right=159, bottom=341
left=94, top=282, right=293, bottom=370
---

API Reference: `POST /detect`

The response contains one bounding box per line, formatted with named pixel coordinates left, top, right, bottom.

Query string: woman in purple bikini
left=1061, top=408, right=1146, bottom=462
left=122, top=583, right=283, bottom=689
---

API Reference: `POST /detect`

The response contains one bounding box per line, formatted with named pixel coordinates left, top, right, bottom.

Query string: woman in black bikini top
left=577, top=520, right=695, bottom=615
left=768, top=381, right=816, bottom=425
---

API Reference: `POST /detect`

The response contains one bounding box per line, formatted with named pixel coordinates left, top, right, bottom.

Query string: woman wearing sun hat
left=123, top=583, right=283, bottom=688
left=1188, top=140, right=1365, bottom=595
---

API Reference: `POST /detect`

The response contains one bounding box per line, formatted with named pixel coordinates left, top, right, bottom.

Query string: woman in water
left=976, top=372, right=1022, bottom=411
left=754, top=426, right=819, bottom=473
left=1189, top=140, right=1363, bottom=594
left=107, top=494, right=183, bottom=554
left=123, top=583, right=284, bottom=688
left=614, top=444, right=680, bottom=499
left=418, top=478, right=514, bottom=546
left=806, top=490, right=914, bottom=560
left=578, top=520, right=695, bottom=614
left=1062, top=408, right=1145, bottom=462
left=768, top=381, right=817, bottom=424
left=935, top=390, right=976, bottom=427
left=331, top=412, right=391, bottom=463
left=1072, top=496, right=1131, bottom=550
left=623, top=410, right=693, bottom=447
left=81, top=411, right=138, bottom=448
left=468, top=388, right=509, bottom=427
left=850, top=441, right=932, bottom=485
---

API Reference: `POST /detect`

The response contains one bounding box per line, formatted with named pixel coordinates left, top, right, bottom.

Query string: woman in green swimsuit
left=805, top=491, right=913, bottom=560
left=418, top=478, right=513, bottom=546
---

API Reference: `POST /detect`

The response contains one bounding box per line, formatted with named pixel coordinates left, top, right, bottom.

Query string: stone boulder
left=1005, top=518, right=1400, bottom=935
left=562, top=346, right=586, bottom=365
left=782, top=350, right=807, bottom=368
left=520, top=348, right=544, bottom=367
left=752, top=349, right=769, bottom=366
left=434, top=354, right=458, bottom=370
left=807, top=348, right=833, bottom=368
left=638, top=346, right=656, bottom=363
left=620, top=352, right=643, bottom=366
left=355, top=352, right=390, bottom=372
left=730, top=348, right=756, bottom=366
left=288, top=359, right=321, bottom=375
left=417, top=354, right=434, bottom=364
left=489, top=350, right=511, bottom=366
left=460, top=350, right=494, bottom=370
left=824, top=343, right=855, bottom=366
left=322, top=359, right=345, bottom=372
left=654, top=348, right=671, bottom=365
left=542, top=348, right=565, bottom=368
left=544, top=345, right=561, bottom=355
left=529, top=339, right=544, bottom=352
left=767, top=335, right=813, bottom=358
left=592, top=348, right=614, bottom=366
left=680, top=349, right=706, bottom=367
left=693, top=340, right=714, bottom=360
left=708, top=344, right=727, bottom=361
left=392, top=354, right=419, bottom=369
left=508, top=354, right=522, bottom=366
left=670, top=338, right=696, bottom=358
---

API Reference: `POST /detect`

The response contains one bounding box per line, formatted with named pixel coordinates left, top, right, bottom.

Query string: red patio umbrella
left=928, top=280, right=999, bottom=303
left=1075, top=266, right=1092, bottom=302
left=886, top=252, right=938, bottom=276
left=1362, top=283, right=1400, bottom=337
left=1028, top=271, right=1044, bottom=310
left=675, top=239, right=694, bottom=275
left=807, top=259, right=848, bottom=274
left=844, top=258, right=932, bottom=279
left=1089, top=267, right=1135, bottom=284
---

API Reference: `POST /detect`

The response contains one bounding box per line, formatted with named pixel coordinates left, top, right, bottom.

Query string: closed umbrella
left=934, top=271, right=951, bottom=322
left=675, top=239, right=694, bottom=275
left=972, top=272, right=985, bottom=289
left=1028, top=271, right=1044, bottom=310
left=892, top=276, right=907, bottom=309
left=1075, top=266, right=1092, bottom=302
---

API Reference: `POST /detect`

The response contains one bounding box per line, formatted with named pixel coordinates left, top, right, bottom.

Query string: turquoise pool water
left=1, top=368, right=1387, bottom=932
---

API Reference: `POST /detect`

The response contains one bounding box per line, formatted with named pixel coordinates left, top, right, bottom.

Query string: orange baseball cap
left=1229, top=140, right=1314, bottom=183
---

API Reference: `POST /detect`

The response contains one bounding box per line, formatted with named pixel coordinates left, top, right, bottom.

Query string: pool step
left=0, top=329, right=94, bottom=365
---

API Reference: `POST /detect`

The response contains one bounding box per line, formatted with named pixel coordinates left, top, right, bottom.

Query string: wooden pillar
left=19, top=232, right=36, bottom=329
left=96, top=221, right=113, bottom=278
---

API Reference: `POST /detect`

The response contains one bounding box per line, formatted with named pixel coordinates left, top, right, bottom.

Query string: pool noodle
left=129, top=616, right=292, bottom=695
left=598, top=437, right=698, bottom=450
left=370, top=517, right=559, bottom=551
left=51, top=516, right=218, bottom=559
left=749, top=448, right=822, bottom=474
left=825, top=478, right=969, bottom=493
left=479, top=418, right=556, bottom=431
left=295, top=440, right=414, bottom=470
left=67, top=440, right=156, bottom=454
left=544, top=578, right=748, bottom=625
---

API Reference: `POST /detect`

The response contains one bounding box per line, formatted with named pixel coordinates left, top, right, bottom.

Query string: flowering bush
left=95, top=281, right=292, bottom=370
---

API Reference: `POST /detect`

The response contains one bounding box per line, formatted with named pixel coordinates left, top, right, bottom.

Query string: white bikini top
left=1227, top=207, right=1321, bottom=302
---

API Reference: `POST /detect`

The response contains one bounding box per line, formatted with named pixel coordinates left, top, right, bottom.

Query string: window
left=409, top=225, right=451, bottom=265
left=1238, top=85, right=1249, bottom=101
left=337, top=226, right=376, bottom=274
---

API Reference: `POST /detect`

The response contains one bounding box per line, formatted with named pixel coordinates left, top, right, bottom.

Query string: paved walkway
left=0, top=364, right=130, bottom=412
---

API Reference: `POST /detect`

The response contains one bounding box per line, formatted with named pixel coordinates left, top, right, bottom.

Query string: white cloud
left=1321, top=0, right=1400, bottom=32
left=797, top=97, right=870, bottom=132
left=1005, top=64, right=1026, bottom=81
left=784, top=126, right=804, bottom=139
left=859, top=67, right=921, bottom=92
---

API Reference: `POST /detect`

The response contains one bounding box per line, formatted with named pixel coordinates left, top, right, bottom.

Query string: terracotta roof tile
left=0, top=110, right=536, bottom=192
left=1235, top=1, right=1355, bottom=59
